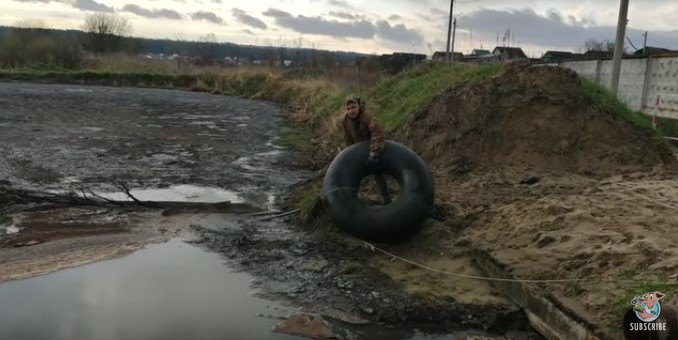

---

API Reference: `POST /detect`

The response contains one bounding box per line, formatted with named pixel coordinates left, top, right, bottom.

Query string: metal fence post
left=594, top=59, right=602, bottom=84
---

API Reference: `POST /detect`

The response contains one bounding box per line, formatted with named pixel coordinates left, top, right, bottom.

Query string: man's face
left=345, top=102, right=360, bottom=119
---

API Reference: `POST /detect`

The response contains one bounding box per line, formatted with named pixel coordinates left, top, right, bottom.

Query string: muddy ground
left=0, top=82, right=539, bottom=339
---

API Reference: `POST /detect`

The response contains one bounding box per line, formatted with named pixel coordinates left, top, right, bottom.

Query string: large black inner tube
left=322, top=140, right=434, bottom=243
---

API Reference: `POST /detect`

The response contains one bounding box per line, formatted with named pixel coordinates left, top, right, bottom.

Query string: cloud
left=375, top=20, right=423, bottom=45
left=328, top=11, right=355, bottom=20
left=191, top=11, right=225, bottom=25
left=73, top=0, right=114, bottom=12
left=122, top=4, right=182, bottom=20
left=232, top=9, right=267, bottom=30
left=262, top=7, right=424, bottom=49
left=262, top=8, right=291, bottom=19
left=13, top=0, right=114, bottom=12
left=458, top=8, right=678, bottom=50
left=388, top=14, right=402, bottom=21
left=263, top=8, right=375, bottom=39
left=242, top=29, right=255, bottom=35
left=327, top=0, right=353, bottom=9
left=430, top=8, right=447, bottom=16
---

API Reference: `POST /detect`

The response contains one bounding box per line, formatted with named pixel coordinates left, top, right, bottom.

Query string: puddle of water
left=63, top=176, right=82, bottom=184
left=181, top=115, right=217, bottom=120
left=232, top=156, right=262, bottom=171
left=266, top=193, right=276, bottom=209
left=256, top=150, right=283, bottom=157
left=5, top=225, right=20, bottom=234
left=64, top=88, right=93, bottom=93
left=265, top=138, right=286, bottom=150
left=189, top=121, right=218, bottom=129
left=0, top=239, right=299, bottom=340
left=97, top=185, right=244, bottom=203
left=183, top=214, right=243, bottom=232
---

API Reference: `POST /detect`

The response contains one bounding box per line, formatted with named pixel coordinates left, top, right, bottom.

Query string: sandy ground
left=436, top=169, right=678, bottom=333
left=387, top=64, right=678, bottom=337
left=0, top=207, right=184, bottom=282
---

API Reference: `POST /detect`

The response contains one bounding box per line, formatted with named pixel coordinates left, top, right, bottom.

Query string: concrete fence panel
left=558, top=56, right=678, bottom=119
left=644, top=57, right=678, bottom=119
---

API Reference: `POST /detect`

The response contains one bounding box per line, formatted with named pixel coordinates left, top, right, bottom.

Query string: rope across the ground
left=363, top=241, right=678, bottom=286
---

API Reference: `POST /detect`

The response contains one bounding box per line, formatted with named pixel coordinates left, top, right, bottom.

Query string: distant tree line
left=0, top=14, right=366, bottom=70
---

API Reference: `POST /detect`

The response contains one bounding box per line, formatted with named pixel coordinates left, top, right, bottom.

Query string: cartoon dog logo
left=632, top=291, right=664, bottom=322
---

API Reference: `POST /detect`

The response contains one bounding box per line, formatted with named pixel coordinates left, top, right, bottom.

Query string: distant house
left=541, top=50, right=579, bottom=62
left=432, top=51, right=463, bottom=61
left=470, top=49, right=491, bottom=57
left=633, top=46, right=675, bottom=56
left=583, top=50, right=614, bottom=59
left=492, top=46, right=527, bottom=60
left=372, top=52, right=427, bottom=74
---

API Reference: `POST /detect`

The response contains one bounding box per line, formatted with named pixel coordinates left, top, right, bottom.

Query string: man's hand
left=367, top=152, right=379, bottom=165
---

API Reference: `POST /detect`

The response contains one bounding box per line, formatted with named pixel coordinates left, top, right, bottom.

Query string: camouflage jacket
left=342, top=112, right=386, bottom=154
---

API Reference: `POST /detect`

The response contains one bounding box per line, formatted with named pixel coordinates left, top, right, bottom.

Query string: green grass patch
left=608, top=268, right=677, bottom=329
left=371, top=62, right=502, bottom=131
left=278, top=126, right=313, bottom=150
left=655, top=117, right=678, bottom=138
left=298, top=190, right=322, bottom=221
left=580, top=80, right=660, bottom=137
left=0, top=214, right=11, bottom=226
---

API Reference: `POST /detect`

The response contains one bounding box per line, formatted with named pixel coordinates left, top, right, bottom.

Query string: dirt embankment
left=397, top=62, right=674, bottom=176
left=390, top=62, right=678, bottom=335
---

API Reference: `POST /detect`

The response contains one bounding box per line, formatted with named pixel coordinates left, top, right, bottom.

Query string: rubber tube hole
left=357, top=174, right=401, bottom=205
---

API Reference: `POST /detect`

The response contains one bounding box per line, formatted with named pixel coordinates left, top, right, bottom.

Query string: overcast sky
left=2, top=0, right=678, bottom=57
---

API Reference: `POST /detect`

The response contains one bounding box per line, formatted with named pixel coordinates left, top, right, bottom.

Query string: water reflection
left=0, top=239, right=297, bottom=340
left=96, top=185, right=244, bottom=203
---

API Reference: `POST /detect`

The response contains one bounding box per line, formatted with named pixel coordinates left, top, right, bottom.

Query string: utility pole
left=643, top=31, right=648, bottom=55
left=445, top=0, right=455, bottom=62
left=451, top=18, right=457, bottom=62
left=611, top=0, right=629, bottom=95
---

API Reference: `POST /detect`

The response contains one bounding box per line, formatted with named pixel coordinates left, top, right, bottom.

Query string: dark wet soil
left=0, top=82, right=308, bottom=205
left=0, top=82, right=541, bottom=339
left=190, top=221, right=537, bottom=338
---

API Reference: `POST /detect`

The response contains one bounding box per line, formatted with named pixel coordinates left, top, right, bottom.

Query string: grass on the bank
left=0, top=214, right=11, bottom=226
left=298, top=190, right=322, bottom=221
left=580, top=80, right=662, bottom=138
left=608, top=268, right=677, bottom=329
left=655, top=117, right=678, bottom=138
left=372, top=62, right=503, bottom=131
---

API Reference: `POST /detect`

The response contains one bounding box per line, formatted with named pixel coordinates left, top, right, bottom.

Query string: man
left=341, top=96, right=391, bottom=204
